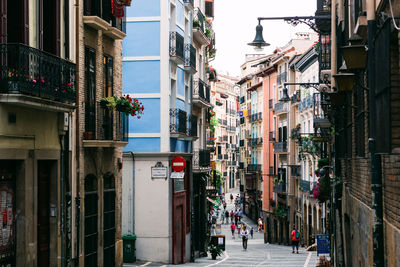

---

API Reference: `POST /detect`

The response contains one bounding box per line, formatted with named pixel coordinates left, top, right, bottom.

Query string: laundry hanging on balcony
left=112, top=0, right=125, bottom=18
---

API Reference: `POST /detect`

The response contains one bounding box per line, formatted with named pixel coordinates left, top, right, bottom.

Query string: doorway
left=174, top=205, right=184, bottom=264
left=84, top=174, right=98, bottom=267
left=103, top=173, right=115, bottom=267
left=37, top=160, right=52, bottom=267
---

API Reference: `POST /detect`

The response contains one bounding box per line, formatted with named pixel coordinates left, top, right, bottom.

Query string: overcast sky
left=211, top=0, right=317, bottom=77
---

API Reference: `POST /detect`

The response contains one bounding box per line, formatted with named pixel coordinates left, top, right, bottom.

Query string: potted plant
left=193, top=19, right=201, bottom=28
left=208, top=244, right=222, bottom=260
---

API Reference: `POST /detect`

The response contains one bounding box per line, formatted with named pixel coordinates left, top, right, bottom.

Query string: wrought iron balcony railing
left=0, top=43, right=76, bottom=104
left=169, top=32, right=184, bottom=61
left=187, top=114, right=198, bottom=137
left=193, top=8, right=206, bottom=33
left=83, top=0, right=124, bottom=31
left=274, top=141, right=287, bottom=152
left=184, top=44, right=196, bottom=71
left=193, top=149, right=210, bottom=168
left=274, top=102, right=289, bottom=114
left=273, top=181, right=286, bottom=194
left=183, top=0, right=194, bottom=8
left=247, top=164, right=261, bottom=172
left=169, top=108, right=187, bottom=134
left=193, top=79, right=210, bottom=104
left=84, top=102, right=128, bottom=142
left=223, top=136, right=228, bottom=142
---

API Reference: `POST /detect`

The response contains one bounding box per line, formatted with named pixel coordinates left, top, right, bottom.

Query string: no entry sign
left=171, top=156, right=185, bottom=172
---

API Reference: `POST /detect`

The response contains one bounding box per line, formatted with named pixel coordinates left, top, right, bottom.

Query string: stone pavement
left=124, top=192, right=320, bottom=267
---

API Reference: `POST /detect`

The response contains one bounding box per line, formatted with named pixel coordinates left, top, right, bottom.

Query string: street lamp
left=248, top=15, right=331, bottom=51
left=279, top=82, right=320, bottom=103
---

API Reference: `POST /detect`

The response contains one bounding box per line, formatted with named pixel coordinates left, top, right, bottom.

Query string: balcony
left=239, top=162, right=244, bottom=169
left=217, top=154, right=223, bottom=160
left=0, top=44, right=76, bottom=112
left=223, top=136, right=228, bottom=142
left=223, top=154, right=228, bottom=159
left=274, top=142, right=287, bottom=153
left=184, top=44, right=196, bottom=74
left=247, top=164, right=261, bottom=173
left=273, top=181, right=286, bottom=194
left=274, top=102, right=289, bottom=115
left=206, top=139, right=215, bottom=146
left=83, top=0, right=126, bottom=40
left=193, top=79, right=211, bottom=107
left=227, top=126, right=236, bottom=132
left=269, top=131, right=275, bottom=142
left=299, top=179, right=311, bottom=193
left=249, top=112, right=262, bottom=122
left=183, top=0, right=194, bottom=10
left=169, top=108, right=187, bottom=138
left=193, top=149, right=211, bottom=170
left=187, top=114, right=198, bottom=138
left=83, top=102, right=128, bottom=147
left=240, top=96, right=245, bottom=104
left=193, top=8, right=210, bottom=45
left=169, top=32, right=184, bottom=64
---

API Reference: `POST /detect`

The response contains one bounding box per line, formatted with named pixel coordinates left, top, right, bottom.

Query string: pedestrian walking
left=291, top=225, right=301, bottom=254
left=237, top=223, right=241, bottom=237
left=221, top=212, right=225, bottom=223
left=234, top=211, right=239, bottom=226
left=223, top=201, right=227, bottom=210
left=225, top=210, right=229, bottom=224
left=241, top=225, right=249, bottom=250
left=238, top=209, right=242, bottom=222
left=230, top=193, right=233, bottom=203
left=250, top=227, right=254, bottom=239
left=230, top=222, right=236, bottom=238
left=257, top=217, right=263, bottom=232
left=230, top=210, right=234, bottom=223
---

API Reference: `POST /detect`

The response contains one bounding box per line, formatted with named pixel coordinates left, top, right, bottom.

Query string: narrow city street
left=124, top=198, right=320, bottom=267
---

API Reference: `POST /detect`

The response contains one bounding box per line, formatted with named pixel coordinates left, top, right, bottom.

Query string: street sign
left=316, top=234, right=330, bottom=256
left=170, top=172, right=185, bottom=179
left=151, top=162, right=167, bottom=179
left=171, top=156, right=186, bottom=172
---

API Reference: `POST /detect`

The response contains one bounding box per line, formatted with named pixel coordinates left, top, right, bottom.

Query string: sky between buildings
left=212, top=0, right=317, bottom=77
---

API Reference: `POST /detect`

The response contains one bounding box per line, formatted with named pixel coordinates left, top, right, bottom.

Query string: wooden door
left=174, top=205, right=183, bottom=264
left=37, top=161, right=51, bottom=267
left=84, top=174, right=98, bottom=267
left=103, top=174, right=115, bottom=267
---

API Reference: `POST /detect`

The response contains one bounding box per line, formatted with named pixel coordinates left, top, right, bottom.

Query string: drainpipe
left=59, top=133, right=66, bottom=267
left=367, top=2, right=384, bottom=266
left=130, top=152, right=135, bottom=234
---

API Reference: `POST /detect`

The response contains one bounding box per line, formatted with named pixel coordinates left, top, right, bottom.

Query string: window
left=103, top=55, right=113, bottom=97
left=85, top=47, right=96, bottom=102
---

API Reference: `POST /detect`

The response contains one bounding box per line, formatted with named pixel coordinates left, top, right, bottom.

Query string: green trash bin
left=122, top=234, right=136, bottom=263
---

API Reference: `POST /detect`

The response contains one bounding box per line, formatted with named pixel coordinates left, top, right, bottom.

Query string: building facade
left=0, top=1, right=76, bottom=266
left=121, top=0, right=215, bottom=263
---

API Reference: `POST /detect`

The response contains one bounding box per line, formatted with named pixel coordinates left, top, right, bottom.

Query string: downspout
left=367, top=1, right=384, bottom=266
left=59, top=133, right=65, bottom=267
left=130, top=152, right=135, bottom=234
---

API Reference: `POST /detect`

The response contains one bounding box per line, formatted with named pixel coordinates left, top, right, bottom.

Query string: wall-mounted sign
left=151, top=162, right=167, bottom=179
left=170, top=172, right=185, bottom=179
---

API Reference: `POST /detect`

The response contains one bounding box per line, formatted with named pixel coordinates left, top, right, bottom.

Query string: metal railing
left=183, top=0, right=194, bottom=6
left=84, top=102, right=128, bottom=141
left=274, top=142, right=287, bottom=152
left=193, top=79, right=210, bottom=103
left=0, top=43, right=76, bottom=104
left=273, top=181, right=286, bottom=193
left=223, top=154, right=228, bottom=159
left=247, top=164, right=261, bottom=172
left=169, top=108, right=187, bottom=134
left=184, top=44, right=196, bottom=70
left=193, top=8, right=206, bottom=33
left=84, top=0, right=123, bottom=30
left=187, top=114, right=198, bottom=137
left=169, top=32, right=184, bottom=60
left=274, top=102, right=289, bottom=113
left=193, top=149, right=210, bottom=168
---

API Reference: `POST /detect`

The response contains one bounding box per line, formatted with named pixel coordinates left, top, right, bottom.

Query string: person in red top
left=291, top=225, right=301, bottom=254
left=230, top=222, right=236, bottom=238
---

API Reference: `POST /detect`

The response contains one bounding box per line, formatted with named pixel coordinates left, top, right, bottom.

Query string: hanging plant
left=313, top=175, right=331, bottom=203
left=100, top=95, right=144, bottom=118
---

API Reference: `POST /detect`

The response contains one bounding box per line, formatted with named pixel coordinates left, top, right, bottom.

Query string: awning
left=207, top=197, right=219, bottom=206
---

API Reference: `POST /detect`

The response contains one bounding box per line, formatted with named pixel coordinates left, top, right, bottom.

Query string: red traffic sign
left=171, top=156, right=186, bottom=172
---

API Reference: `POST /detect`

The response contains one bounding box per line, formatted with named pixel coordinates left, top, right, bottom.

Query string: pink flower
left=67, top=83, right=71, bottom=87
left=32, top=80, right=37, bottom=83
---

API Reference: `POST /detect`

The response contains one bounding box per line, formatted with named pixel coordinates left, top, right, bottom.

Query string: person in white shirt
left=241, top=225, right=249, bottom=250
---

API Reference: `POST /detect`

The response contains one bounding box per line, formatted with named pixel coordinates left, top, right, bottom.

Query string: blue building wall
left=123, top=1, right=191, bottom=154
